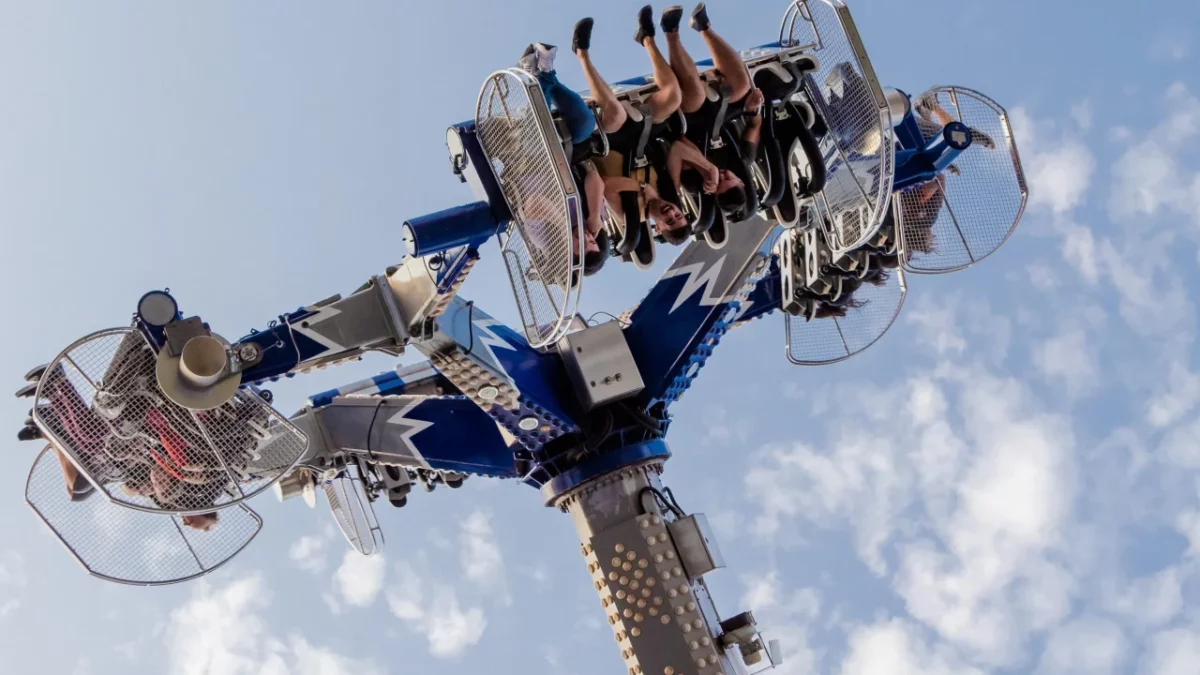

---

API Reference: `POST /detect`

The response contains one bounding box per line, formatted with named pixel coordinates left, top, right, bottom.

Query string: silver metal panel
left=25, top=446, right=261, bottom=586
left=31, top=328, right=308, bottom=516
left=667, top=514, right=725, bottom=580
left=587, top=514, right=729, bottom=675
left=475, top=68, right=584, bottom=349
left=898, top=86, right=1028, bottom=274
left=785, top=265, right=907, bottom=366
left=557, top=321, right=645, bottom=410
left=789, top=0, right=894, bottom=254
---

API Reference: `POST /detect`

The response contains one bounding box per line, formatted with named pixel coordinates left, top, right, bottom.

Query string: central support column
left=544, top=443, right=747, bottom=675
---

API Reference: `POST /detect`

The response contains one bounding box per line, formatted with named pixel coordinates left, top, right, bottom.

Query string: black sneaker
left=661, top=6, right=684, bottom=32
left=690, top=2, right=710, bottom=32
left=634, top=5, right=655, bottom=45
left=17, top=424, right=41, bottom=442
left=573, top=18, right=594, bottom=53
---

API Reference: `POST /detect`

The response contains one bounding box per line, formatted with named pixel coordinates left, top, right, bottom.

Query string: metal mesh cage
left=26, top=446, right=261, bottom=585
left=785, top=0, right=894, bottom=254
left=476, top=68, right=584, bottom=348
left=31, top=328, right=309, bottom=516
left=897, top=86, right=1028, bottom=274
left=324, top=465, right=383, bottom=556
left=785, top=266, right=906, bottom=365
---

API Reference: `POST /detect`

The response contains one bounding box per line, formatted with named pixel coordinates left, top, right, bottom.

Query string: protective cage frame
left=31, top=327, right=310, bottom=517
left=475, top=68, right=585, bottom=349
left=324, top=463, right=385, bottom=556
left=784, top=253, right=908, bottom=365
left=896, top=85, right=1029, bottom=274
left=25, top=445, right=263, bottom=586
left=781, top=0, right=896, bottom=255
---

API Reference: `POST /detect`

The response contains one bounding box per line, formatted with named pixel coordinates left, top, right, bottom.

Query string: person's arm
left=603, top=175, right=648, bottom=227
left=670, top=138, right=719, bottom=193
left=741, top=115, right=762, bottom=163
left=582, top=163, right=606, bottom=236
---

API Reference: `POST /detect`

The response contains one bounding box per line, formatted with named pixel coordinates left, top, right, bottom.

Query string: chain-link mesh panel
left=785, top=266, right=906, bottom=365
left=476, top=69, right=583, bottom=348
left=788, top=0, right=893, bottom=254
left=324, top=466, right=383, bottom=556
left=26, top=446, right=261, bottom=585
left=898, top=86, right=1028, bottom=274
left=31, top=328, right=308, bottom=516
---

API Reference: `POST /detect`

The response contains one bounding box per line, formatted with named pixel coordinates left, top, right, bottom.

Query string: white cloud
left=838, top=619, right=984, bottom=675
left=0, top=552, right=26, bottom=589
left=906, top=299, right=966, bottom=357
left=1072, top=100, right=1094, bottom=132
left=1149, top=30, right=1191, bottom=62
left=1156, top=417, right=1200, bottom=469
left=1036, top=616, right=1126, bottom=675
left=0, top=600, right=19, bottom=620
left=1033, top=323, right=1099, bottom=395
left=289, top=535, right=329, bottom=574
left=740, top=573, right=821, bottom=675
left=386, top=562, right=487, bottom=658
left=1139, top=626, right=1200, bottom=675
left=332, top=551, right=386, bottom=609
left=746, top=331, right=1080, bottom=668
left=1146, top=362, right=1200, bottom=428
left=1109, top=83, right=1200, bottom=225
left=460, top=511, right=505, bottom=593
left=167, top=575, right=382, bottom=675
left=1009, top=106, right=1095, bottom=214
left=1103, top=567, right=1183, bottom=630
left=1176, top=507, right=1200, bottom=558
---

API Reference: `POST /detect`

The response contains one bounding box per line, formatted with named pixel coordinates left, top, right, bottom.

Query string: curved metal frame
left=785, top=0, right=895, bottom=255
left=31, top=327, right=309, bottom=517
left=784, top=263, right=907, bottom=366
left=897, top=86, right=1029, bottom=274
left=25, top=446, right=263, bottom=586
left=475, top=68, right=585, bottom=349
left=324, top=464, right=384, bottom=556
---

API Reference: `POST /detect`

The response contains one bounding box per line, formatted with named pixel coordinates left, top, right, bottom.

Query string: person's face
left=716, top=170, right=743, bottom=194
left=584, top=229, right=599, bottom=255
left=652, top=201, right=686, bottom=237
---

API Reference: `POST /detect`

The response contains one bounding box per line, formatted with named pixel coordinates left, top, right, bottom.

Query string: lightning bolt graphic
left=290, top=304, right=345, bottom=353
left=661, top=255, right=736, bottom=314
left=468, top=317, right=517, bottom=378
left=386, top=400, right=435, bottom=469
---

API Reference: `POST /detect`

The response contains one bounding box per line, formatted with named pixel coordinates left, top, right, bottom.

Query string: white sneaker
left=517, top=44, right=539, bottom=76
left=535, top=43, right=558, bottom=73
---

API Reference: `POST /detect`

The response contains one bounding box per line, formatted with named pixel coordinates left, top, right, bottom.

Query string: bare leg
left=700, top=28, right=751, bottom=102
left=666, top=32, right=706, bottom=114
left=642, top=36, right=683, bottom=122
left=577, top=50, right=628, bottom=134
left=583, top=164, right=606, bottom=236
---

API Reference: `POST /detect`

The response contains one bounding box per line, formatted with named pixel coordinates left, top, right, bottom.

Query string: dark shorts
left=684, top=93, right=746, bottom=146
left=607, top=112, right=668, bottom=158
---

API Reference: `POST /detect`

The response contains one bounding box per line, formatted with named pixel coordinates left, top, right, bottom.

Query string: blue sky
left=1, top=1, right=1199, bottom=673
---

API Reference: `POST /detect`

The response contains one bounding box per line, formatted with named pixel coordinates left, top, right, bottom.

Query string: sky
left=1, top=0, right=1199, bottom=673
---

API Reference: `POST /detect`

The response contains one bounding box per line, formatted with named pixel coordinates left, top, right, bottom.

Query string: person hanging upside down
left=662, top=3, right=764, bottom=216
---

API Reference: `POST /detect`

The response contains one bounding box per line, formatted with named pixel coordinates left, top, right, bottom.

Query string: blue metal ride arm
left=732, top=258, right=784, bottom=326
left=145, top=245, right=482, bottom=388
left=623, top=218, right=780, bottom=411
left=296, top=394, right=521, bottom=479
left=411, top=295, right=584, bottom=452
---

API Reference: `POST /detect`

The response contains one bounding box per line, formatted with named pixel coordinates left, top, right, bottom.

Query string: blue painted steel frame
left=126, top=44, right=973, bottom=504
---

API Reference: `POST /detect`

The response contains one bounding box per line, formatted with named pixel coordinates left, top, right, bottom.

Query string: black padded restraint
left=633, top=104, right=655, bottom=163
left=710, top=84, right=733, bottom=141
